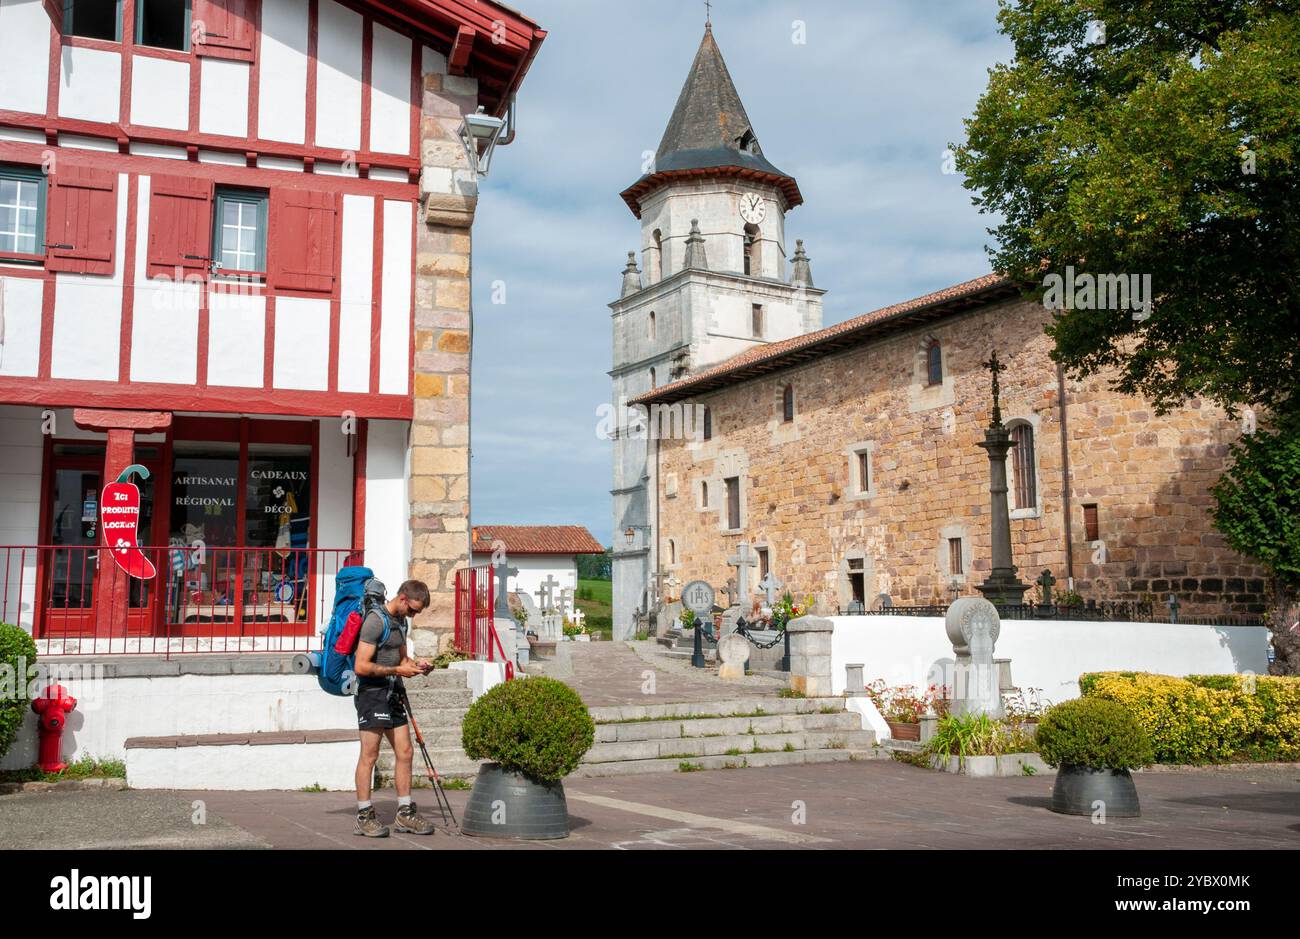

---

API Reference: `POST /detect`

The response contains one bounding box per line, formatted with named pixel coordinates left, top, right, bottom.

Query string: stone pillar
left=409, top=60, right=480, bottom=655
left=976, top=424, right=1029, bottom=606
left=787, top=616, right=834, bottom=698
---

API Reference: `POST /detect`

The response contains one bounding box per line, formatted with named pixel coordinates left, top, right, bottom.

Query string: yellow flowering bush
left=1079, top=672, right=1300, bottom=764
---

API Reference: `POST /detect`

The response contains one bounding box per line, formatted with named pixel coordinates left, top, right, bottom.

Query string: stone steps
left=402, top=687, right=474, bottom=709
left=573, top=747, right=883, bottom=778
left=595, top=710, right=863, bottom=743
left=578, top=696, right=879, bottom=777
left=586, top=730, right=877, bottom=764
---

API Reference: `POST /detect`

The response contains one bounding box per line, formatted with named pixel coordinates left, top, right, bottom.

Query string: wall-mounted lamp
left=458, top=106, right=507, bottom=176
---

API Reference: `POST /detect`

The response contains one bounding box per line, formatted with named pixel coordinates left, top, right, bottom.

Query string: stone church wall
left=656, top=296, right=1268, bottom=619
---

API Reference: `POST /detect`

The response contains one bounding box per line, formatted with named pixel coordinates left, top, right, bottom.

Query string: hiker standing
left=352, top=579, right=437, bottom=837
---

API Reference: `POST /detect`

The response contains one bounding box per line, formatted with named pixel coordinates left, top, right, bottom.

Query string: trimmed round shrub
left=461, top=677, right=594, bottom=784
left=0, top=623, right=37, bottom=761
left=1035, top=697, right=1154, bottom=771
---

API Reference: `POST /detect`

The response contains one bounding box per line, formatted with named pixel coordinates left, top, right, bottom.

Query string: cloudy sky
left=469, top=0, right=1011, bottom=545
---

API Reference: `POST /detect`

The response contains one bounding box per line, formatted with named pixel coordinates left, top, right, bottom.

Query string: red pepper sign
left=101, top=464, right=156, bottom=580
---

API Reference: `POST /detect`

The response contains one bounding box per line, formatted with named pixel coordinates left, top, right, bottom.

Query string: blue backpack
left=318, top=566, right=393, bottom=696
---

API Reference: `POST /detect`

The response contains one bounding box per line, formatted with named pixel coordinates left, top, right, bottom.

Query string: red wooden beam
left=448, top=25, right=475, bottom=75
left=73, top=409, right=174, bottom=433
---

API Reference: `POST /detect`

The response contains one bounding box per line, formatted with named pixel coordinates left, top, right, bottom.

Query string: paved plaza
left=3, top=758, right=1297, bottom=851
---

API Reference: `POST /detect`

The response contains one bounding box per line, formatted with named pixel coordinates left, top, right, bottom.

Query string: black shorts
left=355, top=684, right=408, bottom=731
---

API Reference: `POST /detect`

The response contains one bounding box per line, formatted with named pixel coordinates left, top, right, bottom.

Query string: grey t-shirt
left=357, top=610, right=407, bottom=688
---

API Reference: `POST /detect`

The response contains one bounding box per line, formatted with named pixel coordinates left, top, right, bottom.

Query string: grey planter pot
left=461, top=763, right=570, bottom=840
left=1050, top=765, right=1141, bottom=817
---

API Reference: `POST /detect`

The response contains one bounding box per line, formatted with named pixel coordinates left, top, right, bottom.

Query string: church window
left=701, top=481, right=709, bottom=507
left=743, top=224, right=761, bottom=276
left=654, top=229, right=665, bottom=279
left=857, top=451, right=870, bottom=493
left=757, top=547, right=770, bottom=580
left=725, top=476, right=741, bottom=530
left=668, top=539, right=677, bottom=565
left=1083, top=504, right=1100, bottom=542
left=649, top=367, right=656, bottom=388
left=752, top=304, right=764, bottom=338
left=1009, top=422, right=1038, bottom=510
left=782, top=384, right=794, bottom=423
left=926, top=340, right=943, bottom=386
left=847, top=557, right=866, bottom=607
left=702, top=407, right=713, bottom=441
left=948, top=538, right=964, bottom=576
left=648, top=311, right=656, bottom=339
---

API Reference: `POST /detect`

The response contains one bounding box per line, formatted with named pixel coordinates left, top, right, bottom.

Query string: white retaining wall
left=827, top=615, right=1270, bottom=702
left=2, top=672, right=355, bottom=770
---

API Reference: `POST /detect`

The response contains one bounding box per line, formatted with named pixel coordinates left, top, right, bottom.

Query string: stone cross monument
left=727, top=543, right=758, bottom=607
left=975, top=350, right=1029, bottom=606
left=944, top=597, right=1005, bottom=718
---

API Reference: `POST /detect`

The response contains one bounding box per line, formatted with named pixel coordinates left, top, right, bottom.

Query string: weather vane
left=983, top=349, right=1005, bottom=427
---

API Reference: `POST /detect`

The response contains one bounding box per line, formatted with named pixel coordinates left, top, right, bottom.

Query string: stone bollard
left=844, top=663, right=865, bottom=695
left=716, top=634, right=749, bottom=681
left=788, top=616, right=834, bottom=698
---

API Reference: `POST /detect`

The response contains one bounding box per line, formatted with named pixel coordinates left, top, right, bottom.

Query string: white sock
left=398, top=796, right=412, bottom=808
left=357, top=800, right=372, bottom=812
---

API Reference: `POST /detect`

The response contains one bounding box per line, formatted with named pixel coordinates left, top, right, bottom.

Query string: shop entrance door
left=43, top=449, right=162, bottom=637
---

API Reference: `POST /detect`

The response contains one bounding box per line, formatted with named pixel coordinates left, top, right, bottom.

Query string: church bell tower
left=608, top=23, right=827, bottom=639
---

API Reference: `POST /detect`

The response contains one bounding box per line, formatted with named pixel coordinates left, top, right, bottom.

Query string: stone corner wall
left=408, top=64, right=480, bottom=654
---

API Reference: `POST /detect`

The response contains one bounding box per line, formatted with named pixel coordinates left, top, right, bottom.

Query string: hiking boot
left=354, top=807, right=390, bottom=838
left=393, top=802, right=438, bottom=835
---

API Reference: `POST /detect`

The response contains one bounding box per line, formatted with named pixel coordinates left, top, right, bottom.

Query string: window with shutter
left=147, top=176, right=213, bottom=279
left=46, top=166, right=117, bottom=275
left=193, top=0, right=256, bottom=61
left=269, top=189, right=337, bottom=294
left=1010, top=422, right=1038, bottom=510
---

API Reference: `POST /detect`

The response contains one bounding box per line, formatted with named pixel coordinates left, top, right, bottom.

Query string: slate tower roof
left=621, top=26, right=802, bottom=217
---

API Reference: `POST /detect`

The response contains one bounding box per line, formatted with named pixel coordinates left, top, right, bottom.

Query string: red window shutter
left=46, top=166, right=118, bottom=276
left=147, top=176, right=214, bottom=280
left=270, top=189, right=338, bottom=294
left=194, top=0, right=257, bottom=61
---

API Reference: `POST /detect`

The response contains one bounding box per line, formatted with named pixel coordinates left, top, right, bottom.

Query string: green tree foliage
left=957, top=1, right=1300, bottom=420
left=0, top=624, right=37, bottom=761
left=576, top=550, right=612, bottom=581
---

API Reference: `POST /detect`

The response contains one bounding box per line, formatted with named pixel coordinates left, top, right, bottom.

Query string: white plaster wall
left=0, top=275, right=44, bottom=377
left=0, top=672, right=357, bottom=770
left=316, top=415, right=354, bottom=616
left=130, top=55, right=190, bottom=130
left=199, top=58, right=251, bottom=138
left=272, top=296, right=330, bottom=391
left=258, top=0, right=310, bottom=144
left=207, top=291, right=266, bottom=387
left=132, top=177, right=200, bottom=384
left=50, top=174, right=128, bottom=381
left=378, top=199, right=411, bottom=395
left=825, top=615, right=1270, bottom=702
left=337, top=194, right=373, bottom=392
left=58, top=46, right=121, bottom=124
left=315, top=0, right=363, bottom=151
left=0, top=405, right=41, bottom=629
left=0, top=0, right=50, bottom=115
left=368, top=23, right=411, bottom=155
left=363, top=419, right=410, bottom=593
left=473, top=554, right=578, bottom=608
left=128, top=739, right=357, bottom=790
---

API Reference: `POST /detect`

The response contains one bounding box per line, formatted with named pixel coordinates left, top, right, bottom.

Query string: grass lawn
left=577, top=578, right=613, bottom=637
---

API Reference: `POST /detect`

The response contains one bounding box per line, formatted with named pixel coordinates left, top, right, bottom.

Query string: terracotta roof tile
left=471, top=525, right=606, bottom=555
left=633, top=272, right=1015, bottom=404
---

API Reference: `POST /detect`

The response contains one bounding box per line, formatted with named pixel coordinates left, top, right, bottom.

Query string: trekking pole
left=398, top=686, right=459, bottom=830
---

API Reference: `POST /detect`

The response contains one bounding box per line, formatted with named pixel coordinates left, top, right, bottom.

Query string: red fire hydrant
left=31, top=684, right=77, bottom=774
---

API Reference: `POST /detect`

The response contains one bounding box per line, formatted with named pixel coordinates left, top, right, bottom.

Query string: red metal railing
left=2, top=545, right=360, bottom=656
left=454, top=565, right=515, bottom=680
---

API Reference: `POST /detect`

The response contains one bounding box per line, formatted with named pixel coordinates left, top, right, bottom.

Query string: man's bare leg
left=384, top=725, right=414, bottom=799
left=356, top=729, right=383, bottom=802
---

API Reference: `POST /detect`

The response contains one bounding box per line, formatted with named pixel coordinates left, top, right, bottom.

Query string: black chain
left=735, top=620, right=787, bottom=649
